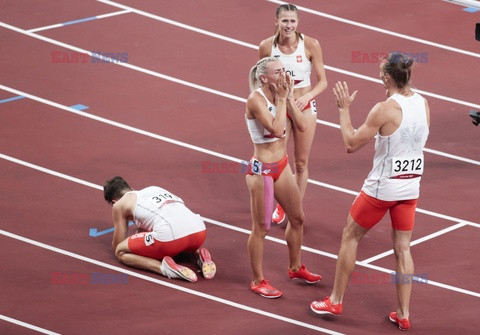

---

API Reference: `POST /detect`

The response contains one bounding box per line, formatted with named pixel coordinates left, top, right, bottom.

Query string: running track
left=0, top=1, right=479, bottom=334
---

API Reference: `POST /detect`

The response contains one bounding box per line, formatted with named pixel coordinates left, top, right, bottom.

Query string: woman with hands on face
left=244, top=57, right=322, bottom=299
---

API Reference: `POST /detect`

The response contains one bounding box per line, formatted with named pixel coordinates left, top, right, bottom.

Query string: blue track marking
left=0, top=95, right=25, bottom=104
left=89, top=221, right=134, bottom=237
left=62, top=16, right=98, bottom=26
left=69, top=104, right=89, bottom=111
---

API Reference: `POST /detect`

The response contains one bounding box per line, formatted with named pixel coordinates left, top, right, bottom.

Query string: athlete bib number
left=150, top=191, right=182, bottom=207
left=144, top=233, right=155, bottom=246
left=390, top=155, right=424, bottom=179
left=310, top=100, right=317, bottom=114
left=251, top=158, right=263, bottom=175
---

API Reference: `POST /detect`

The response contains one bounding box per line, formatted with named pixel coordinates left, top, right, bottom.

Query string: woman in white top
left=259, top=3, right=327, bottom=224
left=245, top=57, right=321, bottom=299
left=310, top=53, right=430, bottom=331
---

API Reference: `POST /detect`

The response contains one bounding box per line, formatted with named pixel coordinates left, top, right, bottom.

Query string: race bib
left=390, top=155, right=424, bottom=179
left=144, top=233, right=155, bottom=246
left=310, top=100, right=317, bottom=114
left=150, top=191, right=182, bottom=207
left=251, top=158, right=263, bottom=175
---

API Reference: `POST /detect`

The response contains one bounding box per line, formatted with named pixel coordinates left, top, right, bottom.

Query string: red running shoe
left=389, top=312, right=410, bottom=331
left=161, top=256, right=197, bottom=282
left=197, top=247, right=216, bottom=279
left=250, top=279, right=282, bottom=299
left=310, top=297, right=343, bottom=315
left=272, top=204, right=286, bottom=224
left=288, top=264, right=322, bottom=283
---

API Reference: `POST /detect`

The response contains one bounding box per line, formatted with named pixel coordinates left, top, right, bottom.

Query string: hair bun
left=402, top=57, right=414, bottom=69
left=384, top=52, right=413, bottom=88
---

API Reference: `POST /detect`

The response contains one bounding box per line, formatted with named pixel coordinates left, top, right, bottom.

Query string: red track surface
left=1, top=1, right=479, bottom=334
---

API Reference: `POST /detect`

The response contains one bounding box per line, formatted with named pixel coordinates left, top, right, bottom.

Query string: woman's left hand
left=285, top=73, right=294, bottom=99
left=295, top=94, right=311, bottom=111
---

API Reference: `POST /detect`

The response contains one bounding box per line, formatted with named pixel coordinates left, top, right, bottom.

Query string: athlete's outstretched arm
left=333, top=81, right=381, bottom=153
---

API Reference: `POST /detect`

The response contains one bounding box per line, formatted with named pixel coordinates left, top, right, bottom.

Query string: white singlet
left=362, top=93, right=429, bottom=201
left=128, top=186, right=205, bottom=241
left=245, top=88, right=286, bottom=144
left=271, top=35, right=312, bottom=88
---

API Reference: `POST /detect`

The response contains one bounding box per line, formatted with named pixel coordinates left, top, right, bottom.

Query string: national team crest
left=296, top=55, right=302, bottom=63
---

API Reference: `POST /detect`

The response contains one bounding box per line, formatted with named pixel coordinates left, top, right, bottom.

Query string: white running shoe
left=161, top=256, right=197, bottom=282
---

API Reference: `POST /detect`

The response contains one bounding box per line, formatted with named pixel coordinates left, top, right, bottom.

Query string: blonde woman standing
left=245, top=57, right=321, bottom=298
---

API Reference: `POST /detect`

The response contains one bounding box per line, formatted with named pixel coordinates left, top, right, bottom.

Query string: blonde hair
left=248, top=57, right=278, bottom=92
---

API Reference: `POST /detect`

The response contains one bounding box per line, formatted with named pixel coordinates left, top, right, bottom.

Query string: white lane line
left=361, top=221, right=469, bottom=264
left=0, top=153, right=103, bottom=191
left=0, top=21, right=245, bottom=103
left=0, top=154, right=478, bottom=299
left=422, top=148, right=480, bottom=166
left=94, top=0, right=480, bottom=110
left=316, top=119, right=480, bottom=166
left=0, top=229, right=344, bottom=335
left=354, top=262, right=480, bottom=298
left=415, top=208, right=480, bottom=227
left=307, top=178, right=359, bottom=196
left=0, top=32, right=478, bottom=168
left=204, top=217, right=339, bottom=260
left=0, top=314, right=61, bottom=335
left=207, top=217, right=480, bottom=299
left=1, top=20, right=480, bottom=166
left=96, top=0, right=258, bottom=49
left=0, top=85, right=478, bottom=226
left=0, top=85, right=243, bottom=164
left=3, top=7, right=480, bottom=172
left=443, top=0, right=480, bottom=9
left=27, top=9, right=131, bottom=33
left=268, top=0, right=480, bottom=59
left=321, top=65, right=480, bottom=111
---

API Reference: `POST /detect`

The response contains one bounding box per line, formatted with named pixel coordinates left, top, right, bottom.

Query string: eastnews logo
left=51, top=272, right=128, bottom=285
left=350, top=271, right=428, bottom=285
left=51, top=51, right=128, bottom=64
left=351, top=51, right=428, bottom=63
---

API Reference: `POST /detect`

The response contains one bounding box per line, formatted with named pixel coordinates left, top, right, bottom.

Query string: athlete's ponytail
left=248, top=57, right=278, bottom=92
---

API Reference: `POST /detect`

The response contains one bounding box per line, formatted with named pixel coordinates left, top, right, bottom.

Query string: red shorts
left=350, top=191, right=418, bottom=231
left=127, top=230, right=206, bottom=260
left=287, top=99, right=317, bottom=120
left=245, top=155, right=288, bottom=181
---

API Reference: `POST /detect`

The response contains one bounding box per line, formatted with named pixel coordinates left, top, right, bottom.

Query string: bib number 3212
left=391, top=156, right=424, bottom=179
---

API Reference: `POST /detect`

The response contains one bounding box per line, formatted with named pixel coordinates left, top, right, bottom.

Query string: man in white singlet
left=310, top=53, right=430, bottom=331
left=103, top=176, right=216, bottom=282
